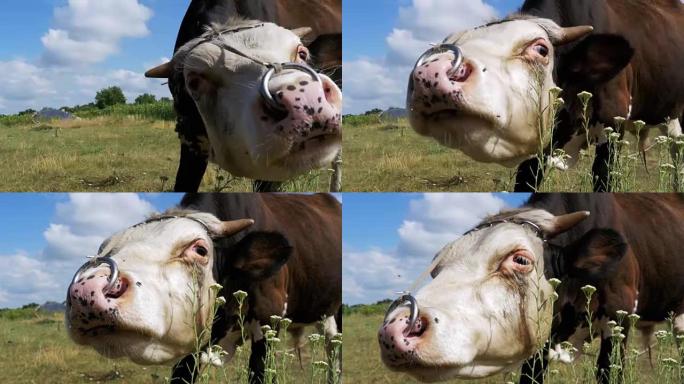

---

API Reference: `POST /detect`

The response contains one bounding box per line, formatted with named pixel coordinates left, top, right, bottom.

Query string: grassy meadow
left=0, top=107, right=333, bottom=192
left=343, top=305, right=683, bottom=384
left=343, top=114, right=682, bottom=192
left=0, top=306, right=336, bottom=384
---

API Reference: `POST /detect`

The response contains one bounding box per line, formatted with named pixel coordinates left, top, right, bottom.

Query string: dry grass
left=343, top=118, right=670, bottom=192
left=0, top=312, right=321, bottom=384
left=0, top=117, right=332, bottom=192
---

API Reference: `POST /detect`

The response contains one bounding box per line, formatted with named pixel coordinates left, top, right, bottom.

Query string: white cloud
left=0, top=60, right=55, bottom=102
left=343, top=248, right=422, bottom=305
left=0, top=252, right=66, bottom=306
left=343, top=193, right=510, bottom=305
left=0, top=59, right=170, bottom=113
left=43, top=194, right=157, bottom=260
left=0, top=0, right=166, bottom=114
left=345, top=0, right=500, bottom=114
left=42, top=0, right=153, bottom=66
left=397, top=193, right=507, bottom=257
left=0, top=194, right=159, bottom=308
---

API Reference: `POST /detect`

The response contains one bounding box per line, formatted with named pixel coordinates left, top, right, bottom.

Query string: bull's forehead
left=435, top=223, right=544, bottom=275
left=99, top=219, right=210, bottom=260
left=185, top=23, right=301, bottom=70
left=445, top=20, right=551, bottom=55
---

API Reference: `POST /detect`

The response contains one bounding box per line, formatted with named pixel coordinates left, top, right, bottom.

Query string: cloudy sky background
left=343, top=193, right=530, bottom=305
left=343, top=0, right=522, bottom=114
left=0, top=0, right=187, bottom=114
left=0, top=194, right=182, bottom=308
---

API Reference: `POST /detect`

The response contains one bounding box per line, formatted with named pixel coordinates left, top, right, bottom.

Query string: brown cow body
left=521, top=193, right=684, bottom=383
left=171, top=193, right=342, bottom=383
left=516, top=0, right=684, bottom=191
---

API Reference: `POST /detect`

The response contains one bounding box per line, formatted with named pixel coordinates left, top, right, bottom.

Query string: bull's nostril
left=105, top=277, right=129, bottom=299
left=405, top=316, right=428, bottom=338
left=449, top=63, right=472, bottom=83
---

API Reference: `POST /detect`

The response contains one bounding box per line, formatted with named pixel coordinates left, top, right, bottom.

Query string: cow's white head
left=65, top=212, right=291, bottom=365
left=379, top=208, right=627, bottom=381
left=407, top=16, right=633, bottom=166
left=146, top=18, right=342, bottom=181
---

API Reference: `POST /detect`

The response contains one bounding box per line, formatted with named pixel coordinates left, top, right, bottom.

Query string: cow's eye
left=194, top=245, right=208, bottom=257
left=513, top=254, right=531, bottom=265
left=524, top=39, right=551, bottom=64
left=501, top=250, right=534, bottom=274
left=296, top=45, right=309, bottom=62
left=533, top=44, right=549, bottom=57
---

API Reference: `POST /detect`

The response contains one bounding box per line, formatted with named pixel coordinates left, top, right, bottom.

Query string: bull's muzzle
left=70, top=257, right=120, bottom=294
left=384, top=294, right=419, bottom=337
left=414, top=43, right=463, bottom=73
left=260, top=63, right=322, bottom=112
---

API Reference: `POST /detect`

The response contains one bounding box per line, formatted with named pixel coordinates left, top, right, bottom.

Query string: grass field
left=343, top=309, right=683, bottom=384
left=0, top=116, right=332, bottom=192
left=343, top=116, right=681, bottom=192
left=0, top=309, right=332, bottom=384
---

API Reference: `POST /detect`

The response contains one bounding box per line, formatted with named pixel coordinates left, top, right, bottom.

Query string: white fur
left=179, top=20, right=342, bottom=181
left=66, top=213, right=224, bottom=364
left=409, top=19, right=562, bottom=166
left=393, top=216, right=555, bottom=381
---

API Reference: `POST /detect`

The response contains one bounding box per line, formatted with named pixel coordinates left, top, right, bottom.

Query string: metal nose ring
left=384, top=294, right=419, bottom=337
left=260, top=63, right=322, bottom=112
left=71, top=257, right=119, bottom=293
left=414, top=43, right=463, bottom=72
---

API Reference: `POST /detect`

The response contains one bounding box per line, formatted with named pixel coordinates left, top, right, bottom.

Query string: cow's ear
left=559, top=34, right=634, bottom=84
left=562, top=228, right=627, bottom=282
left=229, top=231, right=292, bottom=280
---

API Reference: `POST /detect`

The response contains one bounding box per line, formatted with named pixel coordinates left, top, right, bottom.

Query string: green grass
left=343, top=309, right=682, bottom=384
left=0, top=116, right=332, bottom=192
left=0, top=310, right=330, bottom=384
left=343, top=116, right=678, bottom=192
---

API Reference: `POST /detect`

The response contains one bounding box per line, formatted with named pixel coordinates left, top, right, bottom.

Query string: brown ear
left=229, top=231, right=292, bottom=280
left=145, top=61, right=174, bottom=78
left=559, top=34, right=634, bottom=84
left=564, top=228, right=627, bottom=281
left=291, top=27, right=313, bottom=39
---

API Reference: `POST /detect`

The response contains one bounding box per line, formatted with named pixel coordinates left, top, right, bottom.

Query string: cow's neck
left=521, top=0, right=609, bottom=27
left=525, top=194, right=618, bottom=246
left=204, top=0, right=277, bottom=24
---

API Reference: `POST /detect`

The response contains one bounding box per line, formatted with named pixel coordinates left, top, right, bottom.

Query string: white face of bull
left=148, top=20, right=342, bottom=181
left=407, top=18, right=593, bottom=166
left=65, top=214, right=253, bottom=365
left=379, top=209, right=590, bottom=381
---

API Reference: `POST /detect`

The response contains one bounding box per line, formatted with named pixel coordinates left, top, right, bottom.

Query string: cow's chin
left=68, top=326, right=191, bottom=365
left=398, top=362, right=516, bottom=382
left=228, top=129, right=340, bottom=182
left=409, top=108, right=535, bottom=167
left=96, top=334, right=189, bottom=365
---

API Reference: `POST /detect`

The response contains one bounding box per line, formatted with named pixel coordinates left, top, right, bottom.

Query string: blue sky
left=0, top=193, right=182, bottom=308
left=343, top=0, right=525, bottom=114
left=0, top=0, right=186, bottom=114
left=343, top=193, right=530, bottom=304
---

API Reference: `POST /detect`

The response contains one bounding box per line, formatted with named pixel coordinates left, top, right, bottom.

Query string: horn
left=145, top=61, right=174, bottom=79
left=291, top=27, right=313, bottom=38
left=219, top=219, right=255, bottom=236
left=557, top=26, right=594, bottom=46
left=549, top=211, right=590, bottom=236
